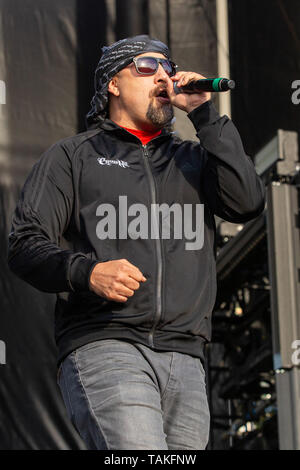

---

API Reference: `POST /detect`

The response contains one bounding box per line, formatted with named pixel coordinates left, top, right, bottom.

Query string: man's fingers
left=171, top=71, right=186, bottom=81
left=117, top=284, right=135, bottom=298
left=171, top=71, right=208, bottom=87
left=112, top=294, right=129, bottom=303
left=120, top=259, right=147, bottom=282
left=128, top=270, right=147, bottom=283
left=107, top=283, right=134, bottom=303
left=177, top=73, right=203, bottom=87
left=123, top=277, right=141, bottom=291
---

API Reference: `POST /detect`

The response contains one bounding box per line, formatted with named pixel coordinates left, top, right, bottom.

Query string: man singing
left=7, top=35, right=265, bottom=450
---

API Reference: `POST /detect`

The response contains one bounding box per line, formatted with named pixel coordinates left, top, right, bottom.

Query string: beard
left=146, top=100, right=174, bottom=129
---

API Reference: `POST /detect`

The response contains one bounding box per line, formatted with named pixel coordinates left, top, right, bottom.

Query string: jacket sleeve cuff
left=187, top=100, right=221, bottom=131
left=68, top=255, right=100, bottom=292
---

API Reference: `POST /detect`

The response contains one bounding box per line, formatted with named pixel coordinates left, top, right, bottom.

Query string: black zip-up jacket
left=7, top=101, right=265, bottom=366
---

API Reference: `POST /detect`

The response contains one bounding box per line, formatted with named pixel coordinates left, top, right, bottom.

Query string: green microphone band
left=212, top=78, right=223, bottom=92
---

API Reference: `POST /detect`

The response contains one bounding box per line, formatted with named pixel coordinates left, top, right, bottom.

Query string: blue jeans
left=57, top=339, right=210, bottom=450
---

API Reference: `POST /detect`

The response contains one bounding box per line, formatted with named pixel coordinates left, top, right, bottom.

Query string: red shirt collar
left=117, top=124, right=162, bottom=145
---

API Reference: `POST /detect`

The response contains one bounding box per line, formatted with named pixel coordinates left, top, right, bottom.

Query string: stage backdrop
left=0, top=0, right=218, bottom=449
left=228, top=0, right=300, bottom=156
left=0, top=0, right=115, bottom=450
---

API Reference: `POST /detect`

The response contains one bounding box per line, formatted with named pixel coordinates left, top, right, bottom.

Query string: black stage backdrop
left=0, top=0, right=113, bottom=450
left=229, top=0, right=300, bottom=157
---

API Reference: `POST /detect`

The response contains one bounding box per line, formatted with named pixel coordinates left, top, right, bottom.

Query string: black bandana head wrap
left=86, top=35, right=170, bottom=129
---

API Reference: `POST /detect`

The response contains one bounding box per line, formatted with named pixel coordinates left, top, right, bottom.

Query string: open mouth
left=156, top=89, right=170, bottom=103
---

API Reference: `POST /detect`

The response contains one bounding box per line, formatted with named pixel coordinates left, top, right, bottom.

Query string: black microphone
left=173, top=77, right=236, bottom=94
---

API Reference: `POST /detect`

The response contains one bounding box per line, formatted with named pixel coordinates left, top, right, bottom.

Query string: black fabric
left=228, top=0, right=300, bottom=156
left=86, top=35, right=170, bottom=129
left=0, top=0, right=103, bottom=451
left=7, top=101, right=266, bottom=369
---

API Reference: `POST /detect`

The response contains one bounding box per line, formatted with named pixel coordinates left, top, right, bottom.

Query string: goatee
left=146, top=100, right=174, bottom=129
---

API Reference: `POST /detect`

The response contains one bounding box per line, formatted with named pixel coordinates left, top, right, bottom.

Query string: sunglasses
left=132, top=56, right=178, bottom=77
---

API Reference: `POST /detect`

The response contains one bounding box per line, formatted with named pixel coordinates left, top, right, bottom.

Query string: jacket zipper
left=141, top=144, right=163, bottom=349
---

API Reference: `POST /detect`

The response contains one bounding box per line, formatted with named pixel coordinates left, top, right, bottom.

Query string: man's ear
left=108, top=77, right=120, bottom=97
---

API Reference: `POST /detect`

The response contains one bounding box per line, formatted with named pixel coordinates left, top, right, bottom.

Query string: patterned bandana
left=85, top=35, right=170, bottom=129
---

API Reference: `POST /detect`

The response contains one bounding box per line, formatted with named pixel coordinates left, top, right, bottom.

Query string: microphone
left=173, top=77, right=236, bottom=94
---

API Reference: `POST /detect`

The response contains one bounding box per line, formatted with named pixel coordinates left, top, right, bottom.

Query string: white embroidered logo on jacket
left=97, top=157, right=129, bottom=168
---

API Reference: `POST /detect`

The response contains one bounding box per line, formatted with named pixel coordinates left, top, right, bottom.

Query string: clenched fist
left=89, top=259, right=147, bottom=303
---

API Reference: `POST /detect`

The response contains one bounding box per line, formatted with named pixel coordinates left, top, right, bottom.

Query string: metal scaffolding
left=209, top=129, right=300, bottom=449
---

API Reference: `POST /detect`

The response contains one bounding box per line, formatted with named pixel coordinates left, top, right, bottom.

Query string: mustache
left=152, top=85, right=169, bottom=98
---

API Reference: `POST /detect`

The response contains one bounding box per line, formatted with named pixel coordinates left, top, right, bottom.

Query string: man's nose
left=154, top=64, right=170, bottom=82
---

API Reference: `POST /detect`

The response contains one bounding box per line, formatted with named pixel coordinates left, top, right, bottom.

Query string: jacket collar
left=99, top=118, right=174, bottom=141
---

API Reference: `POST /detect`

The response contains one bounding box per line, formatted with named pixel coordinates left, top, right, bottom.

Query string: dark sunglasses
left=132, top=56, right=178, bottom=77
